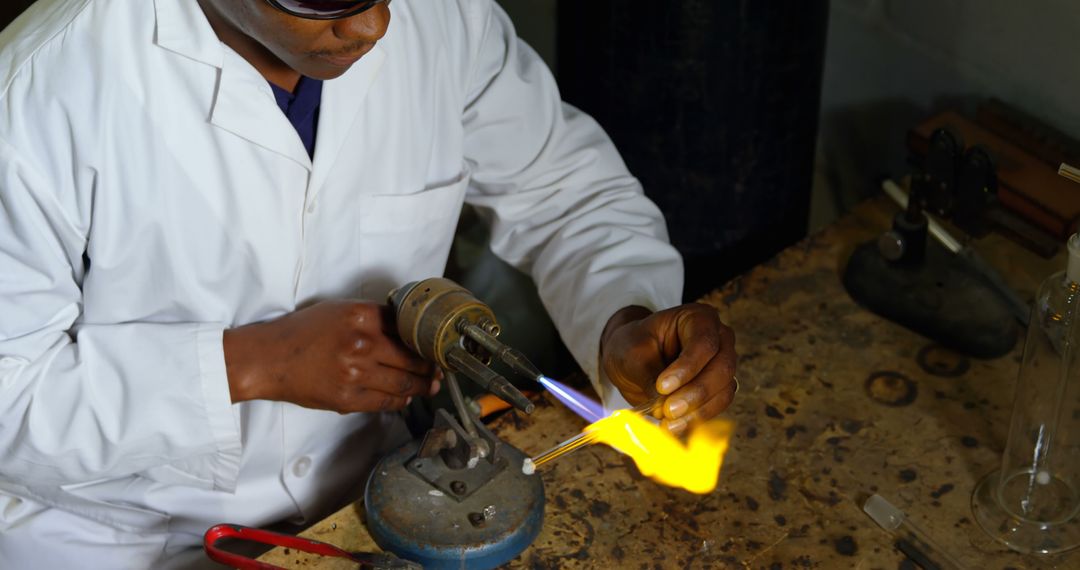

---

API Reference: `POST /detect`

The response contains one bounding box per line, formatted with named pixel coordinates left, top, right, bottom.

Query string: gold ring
left=732, top=375, right=740, bottom=393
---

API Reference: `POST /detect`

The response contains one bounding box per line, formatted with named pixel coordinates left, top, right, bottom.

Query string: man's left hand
left=600, top=303, right=737, bottom=434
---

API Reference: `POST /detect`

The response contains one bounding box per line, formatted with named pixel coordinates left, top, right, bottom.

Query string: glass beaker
left=972, top=235, right=1080, bottom=554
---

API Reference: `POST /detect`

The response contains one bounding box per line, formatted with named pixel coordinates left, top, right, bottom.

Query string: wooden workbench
left=259, top=197, right=1075, bottom=569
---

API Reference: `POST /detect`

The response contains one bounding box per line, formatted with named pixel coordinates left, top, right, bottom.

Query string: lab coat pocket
left=139, top=462, right=215, bottom=491
left=356, top=173, right=470, bottom=299
left=28, top=480, right=172, bottom=534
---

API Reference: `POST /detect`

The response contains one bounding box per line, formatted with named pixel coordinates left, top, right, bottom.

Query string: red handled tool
left=203, top=523, right=421, bottom=569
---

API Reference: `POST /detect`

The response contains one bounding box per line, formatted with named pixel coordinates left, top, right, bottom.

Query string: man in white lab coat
left=0, top=0, right=738, bottom=567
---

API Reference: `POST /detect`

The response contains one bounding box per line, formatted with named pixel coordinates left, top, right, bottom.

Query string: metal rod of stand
left=444, top=369, right=478, bottom=438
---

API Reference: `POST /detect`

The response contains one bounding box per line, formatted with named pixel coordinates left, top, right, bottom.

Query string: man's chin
left=301, top=48, right=374, bottom=79
left=304, top=66, right=351, bottom=81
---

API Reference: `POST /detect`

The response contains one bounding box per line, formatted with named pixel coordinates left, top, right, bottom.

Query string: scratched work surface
left=261, top=196, right=1076, bottom=569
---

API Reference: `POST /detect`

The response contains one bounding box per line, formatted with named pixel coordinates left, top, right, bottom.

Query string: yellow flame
left=584, top=411, right=734, bottom=494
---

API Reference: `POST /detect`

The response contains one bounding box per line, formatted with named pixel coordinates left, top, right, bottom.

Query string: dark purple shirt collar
left=269, top=76, right=323, bottom=159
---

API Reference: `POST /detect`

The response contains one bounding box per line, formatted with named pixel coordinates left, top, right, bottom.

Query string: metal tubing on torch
left=461, top=323, right=545, bottom=383
left=447, top=345, right=536, bottom=414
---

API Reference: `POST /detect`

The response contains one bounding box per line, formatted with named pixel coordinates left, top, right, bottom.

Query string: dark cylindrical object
left=886, top=211, right=929, bottom=266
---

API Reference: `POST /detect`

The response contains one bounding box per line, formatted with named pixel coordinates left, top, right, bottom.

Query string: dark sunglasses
left=264, top=0, right=389, bottom=20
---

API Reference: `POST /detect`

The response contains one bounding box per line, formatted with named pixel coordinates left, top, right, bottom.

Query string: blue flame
left=537, top=376, right=604, bottom=423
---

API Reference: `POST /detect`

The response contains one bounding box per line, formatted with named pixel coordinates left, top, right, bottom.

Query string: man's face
left=199, top=0, right=391, bottom=81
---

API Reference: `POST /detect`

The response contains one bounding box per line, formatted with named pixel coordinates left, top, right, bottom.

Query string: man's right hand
left=223, top=300, right=440, bottom=413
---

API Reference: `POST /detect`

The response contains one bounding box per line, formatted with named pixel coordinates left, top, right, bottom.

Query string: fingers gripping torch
left=364, top=278, right=546, bottom=570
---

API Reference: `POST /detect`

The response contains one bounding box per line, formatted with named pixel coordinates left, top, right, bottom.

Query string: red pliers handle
left=203, top=523, right=422, bottom=569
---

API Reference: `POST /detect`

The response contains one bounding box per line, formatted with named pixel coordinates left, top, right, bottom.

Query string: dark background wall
left=0, top=3, right=32, bottom=28
left=813, top=0, right=1080, bottom=226
left=502, top=0, right=1080, bottom=295
left=556, top=1, right=830, bottom=301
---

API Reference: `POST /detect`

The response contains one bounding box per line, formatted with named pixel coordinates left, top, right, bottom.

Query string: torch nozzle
left=447, top=345, right=535, bottom=414
left=490, top=377, right=536, bottom=414
left=461, top=324, right=545, bottom=383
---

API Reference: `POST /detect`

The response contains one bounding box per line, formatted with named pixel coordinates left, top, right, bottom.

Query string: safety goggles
left=264, top=0, right=389, bottom=20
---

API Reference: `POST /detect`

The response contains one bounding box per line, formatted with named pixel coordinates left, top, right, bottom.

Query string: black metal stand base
left=842, top=238, right=1019, bottom=358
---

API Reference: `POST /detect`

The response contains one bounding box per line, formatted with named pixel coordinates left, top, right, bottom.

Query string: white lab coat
left=0, top=0, right=682, bottom=567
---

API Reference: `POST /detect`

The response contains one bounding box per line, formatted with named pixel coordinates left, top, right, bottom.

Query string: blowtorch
left=364, top=277, right=547, bottom=570
left=389, top=278, right=540, bottom=414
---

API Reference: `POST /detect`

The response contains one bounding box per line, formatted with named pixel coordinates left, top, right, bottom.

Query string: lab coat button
left=306, top=202, right=316, bottom=213
left=292, top=456, right=312, bottom=477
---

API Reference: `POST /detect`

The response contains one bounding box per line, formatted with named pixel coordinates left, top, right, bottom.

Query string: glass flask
left=972, top=234, right=1080, bottom=554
